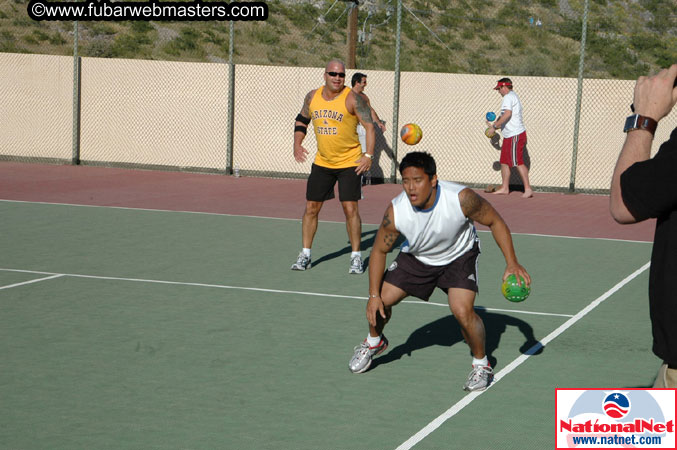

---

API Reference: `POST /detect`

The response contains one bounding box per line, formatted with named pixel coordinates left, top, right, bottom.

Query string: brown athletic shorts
left=383, top=241, right=480, bottom=301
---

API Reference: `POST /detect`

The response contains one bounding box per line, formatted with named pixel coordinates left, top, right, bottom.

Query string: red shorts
left=500, top=131, right=527, bottom=167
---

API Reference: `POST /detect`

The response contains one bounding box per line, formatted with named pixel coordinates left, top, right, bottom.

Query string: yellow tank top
left=309, top=86, right=361, bottom=169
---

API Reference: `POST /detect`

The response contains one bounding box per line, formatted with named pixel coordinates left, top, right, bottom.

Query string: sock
left=302, top=248, right=311, bottom=257
left=366, top=334, right=382, bottom=347
left=472, top=356, right=489, bottom=367
left=351, top=251, right=361, bottom=258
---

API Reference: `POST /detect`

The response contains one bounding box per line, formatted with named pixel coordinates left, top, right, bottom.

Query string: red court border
left=0, top=162, right=654, bottom=242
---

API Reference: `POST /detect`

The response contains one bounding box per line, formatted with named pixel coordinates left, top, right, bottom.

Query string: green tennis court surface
left=0, top=201, right=658, bottom=449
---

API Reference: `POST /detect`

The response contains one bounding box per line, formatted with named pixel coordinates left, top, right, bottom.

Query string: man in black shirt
left=610, top=64, right=677, bottom=388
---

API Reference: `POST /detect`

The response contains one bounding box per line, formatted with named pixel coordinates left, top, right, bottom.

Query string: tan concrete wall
left=2, top=52, right=676, bottom=191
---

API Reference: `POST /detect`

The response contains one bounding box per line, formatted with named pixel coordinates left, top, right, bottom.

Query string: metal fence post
left=226, top=21, right=235, bottom=175
left=569, top=0, right=589, bottom=193
left=389, top=0, right=402, bottom=184
left=72, top=21, right=81, bottom=165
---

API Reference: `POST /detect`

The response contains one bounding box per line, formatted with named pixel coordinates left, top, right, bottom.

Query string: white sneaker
left=348, top=335, right=389, bottom=373
left=349, top=255, right=364, bottom=274
left=463, top=365, right=494, bottom=391
left=291, top=252, right=311, bottom=271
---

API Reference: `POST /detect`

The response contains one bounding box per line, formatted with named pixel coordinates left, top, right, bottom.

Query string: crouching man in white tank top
left=348, top=151, right=531, bottom=391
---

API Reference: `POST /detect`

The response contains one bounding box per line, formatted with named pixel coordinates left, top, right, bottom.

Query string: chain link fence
left=0, top=52, right=73, bottom=163
left=80, top=57, right=230, bottom=172
left=1, top=0, right=676, bottom=193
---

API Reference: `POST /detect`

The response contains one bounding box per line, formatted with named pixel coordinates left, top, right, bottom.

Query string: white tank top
left=392, top=180, right=478, bottom=266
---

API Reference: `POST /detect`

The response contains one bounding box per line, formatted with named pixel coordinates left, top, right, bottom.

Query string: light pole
left=345, top=0, right=359, bottom=68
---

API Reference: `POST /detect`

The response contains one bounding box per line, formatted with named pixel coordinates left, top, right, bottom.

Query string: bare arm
left=366, top=204, right=400, bottom=326
left=610, top=64, right=677, bottom=224
left=490, top=109, right=512, bottom=129
left=460, top=188, right=531, bottom=285
left=294, top=90, right=314, bottom=163
left=363, top=94, right=386, bottom=131
left=609, top=132, right=653, bottom=223
left=370, top=108, right=384, bottom=130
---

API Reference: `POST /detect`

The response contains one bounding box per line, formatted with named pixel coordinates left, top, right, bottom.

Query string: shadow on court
left=312, top=229, right=405, bottom=268
left=312, top=229, right=378, bottom=267
left=312, top=230, right=407, bottom=268
left=371, top=307, right=543, bottom=371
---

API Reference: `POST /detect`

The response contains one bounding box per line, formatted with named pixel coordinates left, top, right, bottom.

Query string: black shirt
left=621, top=127, right=677, bottom=366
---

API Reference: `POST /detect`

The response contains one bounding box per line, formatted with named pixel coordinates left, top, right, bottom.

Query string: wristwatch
left=364, top=153, right=374, bottom=160
left=623, top=114, right=657, bottom=136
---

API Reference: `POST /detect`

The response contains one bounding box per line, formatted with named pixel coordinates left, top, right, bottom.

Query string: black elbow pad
left=295, top=114, right=311, bottom=125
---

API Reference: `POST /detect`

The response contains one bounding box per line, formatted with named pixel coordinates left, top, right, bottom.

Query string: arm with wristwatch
left=610, top=64, right=677, bottom=224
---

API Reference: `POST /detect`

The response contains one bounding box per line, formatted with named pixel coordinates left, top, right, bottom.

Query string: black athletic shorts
left=383, top=241, right=480, bottom=301
left=306, top=163, right=362, bottom=202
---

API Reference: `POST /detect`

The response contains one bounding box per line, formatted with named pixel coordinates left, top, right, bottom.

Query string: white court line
left=0, top=267, right=572, bottom=319
left=0, top=274, right=64, bottom=290
left=0, top=199, right=652, bottom=243
left=0, top=199, right=301, bottom=222
left=0, top=268, right=363, bottom=300
left=395, top=261, right=651, bottom=450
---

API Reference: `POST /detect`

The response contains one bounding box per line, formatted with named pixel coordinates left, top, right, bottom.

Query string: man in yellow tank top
left=291, top=60, right=376, bottom=274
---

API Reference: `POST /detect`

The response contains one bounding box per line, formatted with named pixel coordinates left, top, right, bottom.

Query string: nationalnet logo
left=556, top=389, right=676, bottom=449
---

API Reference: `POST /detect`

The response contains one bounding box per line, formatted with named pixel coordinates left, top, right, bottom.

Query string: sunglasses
left=326, top=71, right=346, bottom=78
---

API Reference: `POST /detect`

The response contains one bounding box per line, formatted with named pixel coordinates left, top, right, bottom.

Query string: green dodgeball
left=501, top=274, right=531, bottom=302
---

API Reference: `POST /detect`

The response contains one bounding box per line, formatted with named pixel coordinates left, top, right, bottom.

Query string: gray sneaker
left=349, top=255, right=364, bottom=274
left=348, top=335, right=388, bottom=373
left=291, top=252, right=311, bottom=271
left=463, top=365, right=494, bottom=391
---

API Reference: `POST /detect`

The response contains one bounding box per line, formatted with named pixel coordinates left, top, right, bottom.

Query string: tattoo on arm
left=300, top=91, right=313, bottom=118
left=379, top=210, right=398, bottom=250
left=355, top=94, right=374, bottom=125
left=381, top=211, right=391, bottom=228
left=383, top=232, right=397, bottom=249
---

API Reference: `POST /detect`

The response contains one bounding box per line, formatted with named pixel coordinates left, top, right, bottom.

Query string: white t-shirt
left=392, top=180, right=478, bottom=266
left=356, top=123, right=366, bottom=152
left=500, top=90, right=526, bottom=138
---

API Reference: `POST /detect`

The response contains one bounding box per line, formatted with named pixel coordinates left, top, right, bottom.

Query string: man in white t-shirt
left=352, top=72, right=386, bottom=190
left=347, top=151, right=531, bottom=391
left=488, top=78, right=533, bottom=198
left=351, top=73, right=386, bottom=153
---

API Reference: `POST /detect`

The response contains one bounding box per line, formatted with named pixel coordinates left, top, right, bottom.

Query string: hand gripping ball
left=400, top=123, right=423, bottom=145
left=486, top=111, right=496, bottom=121
left=501, top=274, right=531, bottom=302
left=485, top=127, right=496, bottom=138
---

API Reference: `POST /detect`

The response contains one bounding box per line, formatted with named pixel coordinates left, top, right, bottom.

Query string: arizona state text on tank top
left=392, top=180, right=478, bottom=266
left=309, top=86, right=361, bottom=169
